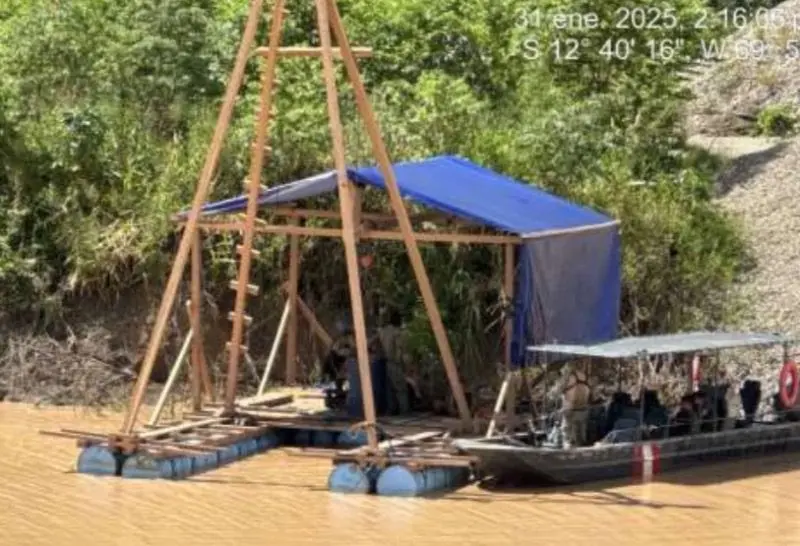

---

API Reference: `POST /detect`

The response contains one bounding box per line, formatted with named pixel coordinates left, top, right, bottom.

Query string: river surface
left=2, top=402, right=800, bottom=545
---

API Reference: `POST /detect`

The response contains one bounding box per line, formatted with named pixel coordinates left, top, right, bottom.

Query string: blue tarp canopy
left=183, top=155, right=622, bottom=367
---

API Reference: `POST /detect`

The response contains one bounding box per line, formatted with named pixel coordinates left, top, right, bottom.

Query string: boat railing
left=532, top=399, right=800, bottom=448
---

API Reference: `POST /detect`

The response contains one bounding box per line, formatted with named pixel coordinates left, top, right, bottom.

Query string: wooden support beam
left=139, top=417, right=226, bottom=440
left=352, top=184, right=363, bottom=240
left=236, top=392, right=294, bottom=408
left=191, top=220, right=520, bottom=245
left=276, top=283, right=334, bottom=350
left=296, top=295, right=333, bottom=349
left=504, top=243, right=515, bottom=369
left=190, top=233, right=213, bottom=407
left=340, top=431, right=441, bottom=455
left=185, top=303, right=202, bottom=412
left=258, top=299, right=291, bottom=395
left=175, top=206, right=475, bottom=227
left=485, top=371, right=511, bottom=438
left=223, top=0, right=285, bottom=414
left=254, top=46, right=372, bottom=58
left=285, top=217, right=301, bottom=384
left=315, top=0, right=378, bottom=448
left=504, top=242, right=516, bottom=430
left=120, top=0, right=265, bottom=435
left=326, top=0, right=472, bottom=428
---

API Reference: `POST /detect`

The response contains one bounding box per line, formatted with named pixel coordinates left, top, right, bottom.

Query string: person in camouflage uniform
left=560, top=359, right=591, bottom=448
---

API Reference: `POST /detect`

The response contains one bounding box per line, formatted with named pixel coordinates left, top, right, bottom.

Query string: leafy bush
left=755, top=104, right=796, bottom=136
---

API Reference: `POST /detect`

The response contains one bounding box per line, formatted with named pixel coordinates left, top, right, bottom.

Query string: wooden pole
left=278, top=283, right=334, bottom=349
left=190, top=232, right=212, bottom=408
left=223, top=0, right=286, bottom=413
left=258, top=300, right=292, bottom=395
left=297, top=295, right=333, bottom=349
left=120, top=0, right=266, bottom=434
left=285, top=217, right=301, bottom=384
left=148, top=328, right=194, bottom=427
left=315, top=0, right=378, bottom=448
left=325, top=0, right=472, bottom=428
left=486, top=371, right=511, bottom=438
left=504, top=243, right=517, bottom=430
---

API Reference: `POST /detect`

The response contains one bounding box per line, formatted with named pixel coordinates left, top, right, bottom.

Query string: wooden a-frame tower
left=119, top=0, right=476, bottom=450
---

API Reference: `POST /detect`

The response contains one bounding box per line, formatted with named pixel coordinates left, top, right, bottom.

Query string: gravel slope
left=686, top=0, right=800, bottom=136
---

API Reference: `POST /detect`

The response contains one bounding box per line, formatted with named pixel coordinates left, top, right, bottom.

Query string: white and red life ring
left=779, top=360, right=799, bottom=409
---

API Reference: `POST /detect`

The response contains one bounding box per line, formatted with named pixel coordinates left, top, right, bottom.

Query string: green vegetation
left=755, top=104, right=796, bottom=137
left=0, top=0, right=768, bottom=389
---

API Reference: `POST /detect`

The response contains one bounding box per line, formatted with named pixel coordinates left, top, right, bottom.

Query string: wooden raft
left=41, top=393, right=294, bottom=458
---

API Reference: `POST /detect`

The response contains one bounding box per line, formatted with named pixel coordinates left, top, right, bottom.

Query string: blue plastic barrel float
left=237, top=437, right=259, bottom=458
left=293, top=429, right=313, bottom=446
left=191, top=450, right=219, bottom=475
left=172, top=457, right=193, bottom=479
left=274, top=427, right=295, bottom=445
left=181, top=439, right=219, bottom=476
left=255, top=430, right=280, bottom=452
left=336, top=429, right=369, bottom=448
left=121, top=452, right=175, bottom=479
left=328, top=463, right=380, bottom=494
left=375, top=465, right=469, bottom=497
left=76, top=445, right=121, bottom=476
left=215, top=433, right=240, bottom=467
left=312, top=430, right=339, bottom=448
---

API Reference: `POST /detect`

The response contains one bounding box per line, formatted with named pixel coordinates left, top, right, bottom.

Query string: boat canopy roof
left=527, top=331, right=790, bottom=359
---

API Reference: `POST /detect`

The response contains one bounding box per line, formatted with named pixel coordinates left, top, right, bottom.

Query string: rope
left=346, top=420, right=390, bottom=454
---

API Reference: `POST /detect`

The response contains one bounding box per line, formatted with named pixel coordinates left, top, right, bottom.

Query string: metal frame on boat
left=454, top=331, right=800, bottom=485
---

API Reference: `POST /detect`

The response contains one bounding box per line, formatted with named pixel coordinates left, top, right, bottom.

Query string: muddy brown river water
left=2, top=403, right=800, bottom=545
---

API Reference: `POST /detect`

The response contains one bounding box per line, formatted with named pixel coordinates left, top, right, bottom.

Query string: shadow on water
left=657, top=452, right=800, bottom=487
left=472, top=478, right=708, bottom=510
left=474, top=452, right=800, bottom=500
left=428, top=485, right=709, bottom=509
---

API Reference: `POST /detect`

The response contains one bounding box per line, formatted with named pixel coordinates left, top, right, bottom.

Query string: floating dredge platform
left=39, top=0, right=519, bottom=498
left=43, top=391, right=480, bottom=497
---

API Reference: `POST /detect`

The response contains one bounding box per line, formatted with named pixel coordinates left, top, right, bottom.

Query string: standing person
left=560, top=360, right=591, bottom=448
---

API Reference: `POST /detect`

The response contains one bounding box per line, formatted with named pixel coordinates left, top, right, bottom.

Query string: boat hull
left=454, top=421, right=800, bottom=485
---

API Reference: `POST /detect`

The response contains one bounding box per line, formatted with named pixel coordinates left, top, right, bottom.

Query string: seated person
left=560, top=361, right=591, bottom=448
left=603, top=391, right=634, bottom=438
left=693, top=390, right=714, bottom=433
left=320, top=331, right=355, bottom=389
left=670, top=394, right=695, bottom=437
left=740, top=379, right=761, bottom=426
left=642, top=389, right=669, bottom=438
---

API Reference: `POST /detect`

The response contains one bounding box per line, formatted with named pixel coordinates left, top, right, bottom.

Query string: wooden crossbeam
left=254, top=46, right=372, bottom=58
left=340, top=431, right=442, bottom=455
left=194, top=220, right=520, bottom=244
left=228, top=280, right=260, bottom=296
left=176, top=207, right=473, bottom=226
